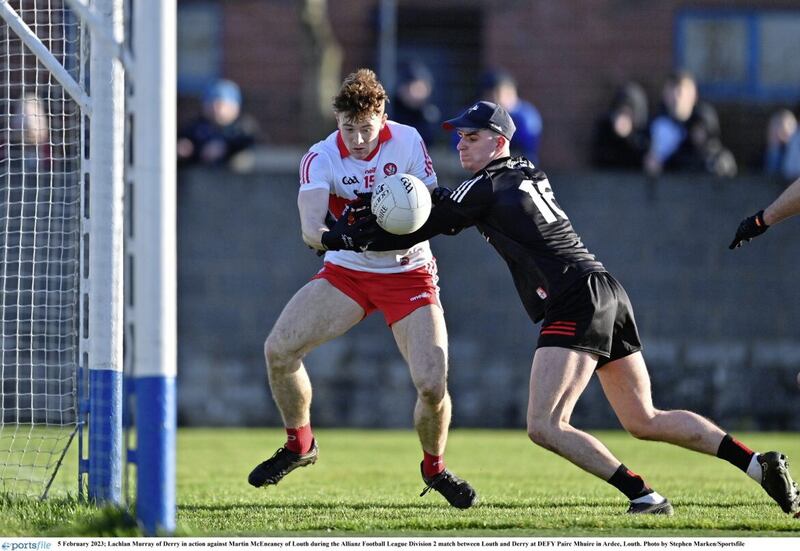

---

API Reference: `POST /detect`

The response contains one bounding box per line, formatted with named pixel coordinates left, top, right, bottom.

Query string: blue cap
left=442, top=101, right=516, bottom=140
left=204, top=79, right=241, bottom=105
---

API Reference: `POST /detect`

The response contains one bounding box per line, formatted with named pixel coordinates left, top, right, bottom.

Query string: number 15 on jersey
left=519, top=179, right=567, bottom=223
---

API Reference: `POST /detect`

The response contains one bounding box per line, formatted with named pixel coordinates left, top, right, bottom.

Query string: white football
left=371, top=173, right=432, bottom=235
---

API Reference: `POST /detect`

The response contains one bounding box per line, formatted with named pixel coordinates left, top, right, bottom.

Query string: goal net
left=0, top=0, right=84, bottom=498
left=1, top=0, right=175, bottom=533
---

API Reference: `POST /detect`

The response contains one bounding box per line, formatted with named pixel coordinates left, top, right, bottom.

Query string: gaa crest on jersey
left=536, top=287, right=548, bottom=299
left=383, top=162, right=398, bottom=176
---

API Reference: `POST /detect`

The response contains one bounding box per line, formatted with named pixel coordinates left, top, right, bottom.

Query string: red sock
left=423, top=451, right=445, bottom=478
left=285, top=424, right=313, bottom=454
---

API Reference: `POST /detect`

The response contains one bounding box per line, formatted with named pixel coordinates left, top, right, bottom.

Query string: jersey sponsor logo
left=536, top=287, right=548, bottom=299
left=451, top=176, right=481, bottom=203
left=383, top=162, right=397, bottom=176
left=409, top=291, right=431, bottom=302
left=341, top=175, right=360, bottom=185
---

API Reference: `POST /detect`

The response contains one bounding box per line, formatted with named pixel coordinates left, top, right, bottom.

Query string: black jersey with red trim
left=368, top=156, right=605, bottom=323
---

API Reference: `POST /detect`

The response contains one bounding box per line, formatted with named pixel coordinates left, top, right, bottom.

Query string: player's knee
left=415, top=378, right=447, bottom=404
left=264, top=332, right=300, bottom=372
left=622, top=416, right=657, bottom=441
left=527, top=418, right=559, bottom=450
left=410, top=353, right=447, bottom=404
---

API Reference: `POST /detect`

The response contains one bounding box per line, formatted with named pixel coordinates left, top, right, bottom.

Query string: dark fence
left=1, top=172, right=79, bottom=425
left=177, top=164, right=800, bottom=430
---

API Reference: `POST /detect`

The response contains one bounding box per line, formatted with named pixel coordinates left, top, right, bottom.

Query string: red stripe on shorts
left=541, top=320, right=576, bottom=336
left=540, top=329, right=576, bottom=336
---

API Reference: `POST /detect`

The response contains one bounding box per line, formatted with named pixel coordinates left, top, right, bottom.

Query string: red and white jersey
left=299, top=121, right=437, bottom=273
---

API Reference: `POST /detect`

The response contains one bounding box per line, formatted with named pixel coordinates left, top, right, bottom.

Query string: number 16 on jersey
left=520, top=179, right=567, bottom=223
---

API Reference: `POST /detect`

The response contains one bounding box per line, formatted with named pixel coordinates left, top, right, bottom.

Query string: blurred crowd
left=590, top=71, right=800, bottom=181
left=177, top=79, right=260, bottom=171
left=176, top=68, right=800, bottom=182
left=593, top=71, right=739, bottom=178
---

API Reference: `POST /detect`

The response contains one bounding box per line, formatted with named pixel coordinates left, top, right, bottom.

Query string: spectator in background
left=644, top=71, right=735, bottom=178
left=8, top=92, right=51, bottom=171
left=391, top=61, right=440, bottom=146
left=644, top=71, right=698, bottom=177
left=480, top=69, right=542, bottom=163
left=667, top=102, right=737, bottom=177
left=763, top=109, right=797, bottom=176
left=177, top=79, right=259, bottom=169
left=592, top=81, right=650, bottom=169
left=779, top=109, right=800, bottom=181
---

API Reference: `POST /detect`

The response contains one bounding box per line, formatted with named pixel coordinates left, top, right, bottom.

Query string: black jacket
left=369, top=157, right=604, bottom=322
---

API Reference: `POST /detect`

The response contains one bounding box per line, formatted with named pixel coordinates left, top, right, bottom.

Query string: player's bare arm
left=298, top=188, right=332, bottom=250
left=764, top=176, right=800, bottom=226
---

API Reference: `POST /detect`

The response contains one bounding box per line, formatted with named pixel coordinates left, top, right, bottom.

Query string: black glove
left=326, top=193, right=373, bottom=228
left=320, top=204, right=378, bottom=251
left=311, top=212, right=339, bottom=256
left=431, top=186, right=452, bottom=205
left=729, top=210, right=769, bottom=249
left=351, top=191, right=373, bottom=210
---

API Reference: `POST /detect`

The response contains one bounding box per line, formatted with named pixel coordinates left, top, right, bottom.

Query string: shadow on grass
left=0, top=493, right=145, bottom=536
left=45, top=506, right=142, bottom=537
left=179, top=498, right=623, bottom=515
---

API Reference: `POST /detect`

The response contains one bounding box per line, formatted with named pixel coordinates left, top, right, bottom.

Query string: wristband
left=755, top=210, right=768, bottom=229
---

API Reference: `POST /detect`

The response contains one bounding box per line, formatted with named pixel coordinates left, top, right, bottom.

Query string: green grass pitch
left=2, top=428, right=800, bottom=536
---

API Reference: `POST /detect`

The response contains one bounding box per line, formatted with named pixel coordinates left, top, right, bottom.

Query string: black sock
left=607, top=464, right=652, bottom=500
left=716, top=434, right=755, bottom=472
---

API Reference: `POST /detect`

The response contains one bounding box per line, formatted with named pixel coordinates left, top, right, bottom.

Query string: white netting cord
left=0, top=0, right=82, bottom=497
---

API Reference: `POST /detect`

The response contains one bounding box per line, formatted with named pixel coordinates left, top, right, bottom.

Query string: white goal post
left=0, top=0, right=176, bottom=535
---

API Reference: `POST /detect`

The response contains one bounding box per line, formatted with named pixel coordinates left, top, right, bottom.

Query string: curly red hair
left=333, top=69, right=388, bottom=122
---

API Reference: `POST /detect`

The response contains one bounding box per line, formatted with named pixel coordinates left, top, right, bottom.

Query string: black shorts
left=536, top=271, right=642, bottom=367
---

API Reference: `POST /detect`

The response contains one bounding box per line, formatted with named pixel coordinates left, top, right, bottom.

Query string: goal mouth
left=1, top=0, right=176, bottom=535
left=1, top=0, right=84, bottom=500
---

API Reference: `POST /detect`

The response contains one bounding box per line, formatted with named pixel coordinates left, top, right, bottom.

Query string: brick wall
left=482, top=0, right=800, bottom=168
left=182, top=0, right=800, bottom=169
